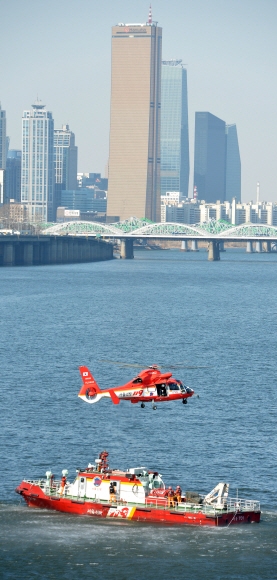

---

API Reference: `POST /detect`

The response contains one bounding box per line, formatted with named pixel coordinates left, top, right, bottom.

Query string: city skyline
left=1, top=0, right=277, bottom=202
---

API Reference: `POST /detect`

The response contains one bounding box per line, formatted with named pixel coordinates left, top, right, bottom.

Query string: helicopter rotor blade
left=98, top=360, right=146, bottom=368
left=157, top=365, right=209, bottom=369
left=97, top=360, right=209, bottom=370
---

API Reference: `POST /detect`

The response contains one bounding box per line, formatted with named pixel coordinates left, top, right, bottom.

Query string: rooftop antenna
left=256, top=181, right=260, bottom=204
left=148, top=4, right=152, bottom=24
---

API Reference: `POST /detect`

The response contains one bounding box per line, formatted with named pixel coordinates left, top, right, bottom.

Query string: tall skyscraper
left=193, top=113, right=241, bottom=204
left=161, top=60, right=189, bottom=198
left=194, top=112, right=226, bottom=203
left=0, top=104, right=7, bottom=170
left=54, top=124, right=78, bottom=218
left=107, top=13, right=162, bottom=222
left=21, top=101, right=54, bottom=222
left=6, top=150, right=22, bottom=203
left=225, top=124, right=241, bottom=202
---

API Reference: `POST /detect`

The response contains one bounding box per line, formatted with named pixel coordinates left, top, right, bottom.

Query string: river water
left=1, top=249, right=277, bottom=579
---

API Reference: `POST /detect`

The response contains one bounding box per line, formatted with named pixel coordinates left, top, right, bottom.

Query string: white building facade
left=21, top=101, right=54, bottom=222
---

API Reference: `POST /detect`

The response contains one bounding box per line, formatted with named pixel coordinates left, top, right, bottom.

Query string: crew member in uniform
left=175, top=485, right=182, bottom=505
left=60, top=475, right=67, bottom=495
left=110, top=481, right=116, bottom=503
left=98, top=450, right=109, bottom=472
left=167, top=486, right=175, bottom=508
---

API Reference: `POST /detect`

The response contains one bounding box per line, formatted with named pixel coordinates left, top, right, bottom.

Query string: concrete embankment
left=0, top=235, right=113, bottom=266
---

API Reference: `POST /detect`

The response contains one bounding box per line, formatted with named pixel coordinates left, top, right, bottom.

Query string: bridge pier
left=41, top=242, right=50, bottom=265
left=91, top=240, right=100, bottom=260
left=73, top=240, right=79, bottom=262
left=77, top=240, right=84, bottom=262
left=255, top=241, right=262, bottom=253
left=56, top=239, right=63, bottom=263
left=83, top=240, right=89, bottom=261
left=219, top=241, right=225, bottom=252
left=264, top=241, right=272, bottom=252
left=180, top=240, right=188, bottom=251
left=3, top=243, right=15, bottom=266
left=121, top=239, right=134, bottom=259
left=33, top=243, right=40, bottom=265
left=191, top=240, right=198, bottom=252
left=208, top=241, right=220, bottom=261
left=50, top=239, right=57, bottom=264
left=246, top=241, right=253, bottom=253
left=68, top=240, right=74, bottom=262
left=62, top=241, right=69, bottom=263
left=23, top=243, right=33, bottom=266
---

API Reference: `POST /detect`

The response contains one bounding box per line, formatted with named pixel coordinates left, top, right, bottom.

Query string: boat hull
left=16, top=483, right=260, bottom=526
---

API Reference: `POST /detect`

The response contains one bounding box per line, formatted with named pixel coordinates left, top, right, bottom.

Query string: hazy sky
left=1, top=0, right=277, bottom=201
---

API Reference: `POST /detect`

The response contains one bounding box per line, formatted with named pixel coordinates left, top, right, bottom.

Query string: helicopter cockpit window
left=168, top=382, right=180, bottom=391
left=132, top=378, right=143, bottom=384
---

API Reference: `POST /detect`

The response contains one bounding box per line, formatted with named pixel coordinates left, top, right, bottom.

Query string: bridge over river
left=43, top=219, right=277, bottom=261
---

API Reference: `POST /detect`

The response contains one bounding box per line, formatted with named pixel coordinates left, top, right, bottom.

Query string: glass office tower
left=0, top=104, right=7, bottom=170
left=194, top=112, right=226, bottom=203
left=21, top=101, right=54, bottom=222
left=161, top=60, right=189, bottom=198
left=107, top=20, right=162, bottom=222
left=6, top=150, right=22, bottom=203
left=54, top=124, right=78, bottom=219
left=225, top=124, right=241, bottom=202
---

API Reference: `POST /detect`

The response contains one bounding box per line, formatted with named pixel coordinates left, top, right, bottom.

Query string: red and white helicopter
left=78, top=361, right=201, bottom=410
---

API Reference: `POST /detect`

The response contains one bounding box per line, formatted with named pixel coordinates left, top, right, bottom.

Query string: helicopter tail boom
left=78, top=366, right=102, bottom=399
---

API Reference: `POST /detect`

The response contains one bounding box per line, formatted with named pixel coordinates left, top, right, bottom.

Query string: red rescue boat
left=15, top=451, right=261, bottom=526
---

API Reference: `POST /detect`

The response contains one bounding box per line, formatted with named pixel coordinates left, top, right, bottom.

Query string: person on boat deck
left=167, top=487, right=175, bottom=507
left=110, top=481, right=116, bottom=502
left=175, top=486, right=182, bottom=504
left=98, top=450, right=108, bottom=472
left=60, top=475, right=67, bottom=495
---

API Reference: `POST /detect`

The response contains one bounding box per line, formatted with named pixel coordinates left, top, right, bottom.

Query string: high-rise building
left=61, top=189, right=107, bottom=213
left=107, top=13, right=162, bottom=222
left=53, top=124, right=78, bottom=219
left=0, top=170, right=5, bottom=205
left=193, top=112, right=226, bottom=203
left=225, top=124, right=241, bottom=202
left=6, top=150, right=22, bottom=203
left=0, top=104, right=7, bottom=170
left=161, top=60, right=189, bottom=198
left=21, top=100, right=54, bottom=222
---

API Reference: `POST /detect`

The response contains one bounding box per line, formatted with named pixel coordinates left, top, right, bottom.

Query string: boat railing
left=23, top=480, right=260, bottom=513
left=198, top=494, right=260, bottom=512
left=24, top=479, right=63, bottom=493
left=145, top=495, right=260, bottom=514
